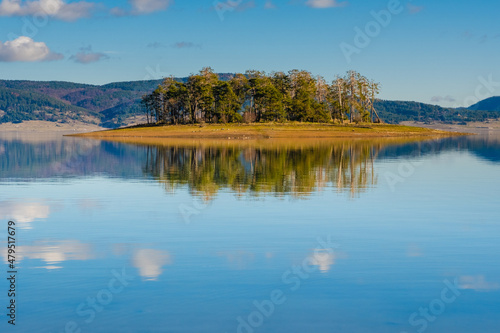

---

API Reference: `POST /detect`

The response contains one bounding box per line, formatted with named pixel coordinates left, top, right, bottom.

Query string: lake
left=0, top=131, right=499, bottom=333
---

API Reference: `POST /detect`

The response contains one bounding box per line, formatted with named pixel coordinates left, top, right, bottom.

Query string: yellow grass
left=70, top=122, right=468, bottom=140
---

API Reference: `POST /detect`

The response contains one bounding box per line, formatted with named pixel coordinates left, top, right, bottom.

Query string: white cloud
left=146, top=41, right=165, bottom=48
left=0, top=200, right=50, bottom=228
left=172, top=41, right=201, bottom=49
left=129, top=0, right=172, bottom=14
left=110, top=0, right=172, bottom=16
left=70, top=46, right=108, bottom=64
left=0, top=36, right=63, bottom=62
left=132, top=249, right=171, bottom=281
left=0, top=0, right=95, bottom=21
left=305, top=0, right=348, bottom=9
left=458, top=276, right=500, bottom=292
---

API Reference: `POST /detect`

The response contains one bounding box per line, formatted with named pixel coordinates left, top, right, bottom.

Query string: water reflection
left=4, top=240, right=94, bottom=269
left=217, top=250, right=256, bottom=270
left=142, top=140, right=389, bottom=198
left=132, top=249, right=172, bottom=281
left=458, top=276, right=500, bottom=292
left=0, top=134, right=145, bottom=179
left=1, top=132, right=500, bottom=333
left=311, top=249, right=336, bottom=273
left=0, top=200, right=50, bottom=229
left=2, top=132, right=500, bottom=187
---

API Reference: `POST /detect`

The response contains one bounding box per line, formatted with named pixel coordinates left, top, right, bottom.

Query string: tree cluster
left=141, top=68, right=382, bottom=124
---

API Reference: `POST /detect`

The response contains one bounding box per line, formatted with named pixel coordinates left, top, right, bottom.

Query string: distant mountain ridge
left=376, top=100, right=500, bottom=124
left=0, top=79, right=163, bottom=127
left=468, top=96, right=500, bottom=112
left=1, top=78, right=500, bottom=128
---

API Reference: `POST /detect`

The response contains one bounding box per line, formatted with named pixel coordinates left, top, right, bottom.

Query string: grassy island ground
left=71, top=122, right=468, bottom=141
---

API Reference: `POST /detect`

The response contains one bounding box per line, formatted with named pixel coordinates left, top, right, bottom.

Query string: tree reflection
left=142, top=140, right=387, bottom=199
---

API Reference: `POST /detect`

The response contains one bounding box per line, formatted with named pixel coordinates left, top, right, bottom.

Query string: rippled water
left=0, top=131, right=499, bottom=333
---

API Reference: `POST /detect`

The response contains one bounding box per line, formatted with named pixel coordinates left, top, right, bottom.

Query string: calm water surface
left=0, top=131, right=499, bottom=333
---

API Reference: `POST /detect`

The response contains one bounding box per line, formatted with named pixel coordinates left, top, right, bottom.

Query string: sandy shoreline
left=401, top=120, right=500, bottom=134
left=0, top=120, right=105, bottom=133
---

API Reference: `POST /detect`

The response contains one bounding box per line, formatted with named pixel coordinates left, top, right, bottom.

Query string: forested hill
left=0, top=74, right=236, bottom=128
left=0, top=79, right=163, bottom=127
left=375, top=100, right=500, bottom=124
left=1, top=77, right=499, bottom=128
left=468, top=96, right=500, bottom=112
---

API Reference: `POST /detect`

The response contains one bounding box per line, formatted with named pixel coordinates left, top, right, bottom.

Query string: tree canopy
left=141, top=68, right=382, bottom=124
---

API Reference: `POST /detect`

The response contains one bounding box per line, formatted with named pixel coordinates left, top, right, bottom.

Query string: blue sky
left=0, top=0, right=499, bottom=107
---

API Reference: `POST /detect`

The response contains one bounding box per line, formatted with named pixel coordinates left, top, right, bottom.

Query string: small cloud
left=172, top=41, right=201, bottom=49
left=462, top=31, right=498, bottom=44
left=112, top=0, right=172, bottom=16
left=305, top=0, right=348, bottom=9
left=212, top=0, right=255, bottom=13
left=431, top=95, right=456, bottom=103
left=132, top=249, right=172, bottom=281
left=0, top=0, right=96, bottom=21
left=70, top=46, right=109, bottom=64
left=147, top=42, right=166, bottom=48
left=458, top=276, right=500, bottom=292
left=0, top=36, right=63, bottom=62
left=407, top=3, right=423, bottom=14
left=462, top=31, right=474, bottom=40
left=264, top=0, right=276, bottom=9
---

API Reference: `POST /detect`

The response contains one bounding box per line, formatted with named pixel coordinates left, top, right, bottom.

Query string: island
left=72, top=68, right=466, bottom=140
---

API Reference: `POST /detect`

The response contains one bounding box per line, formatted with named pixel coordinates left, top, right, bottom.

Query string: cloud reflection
left=3, top=240, right=93, bottom=269
left=132, top=249, right=172, bottom=281
left=217, top=250, right=255, bottom=270
left=311, top=249, right=336, bottom=273
left=458, top=276, right=500, bottom=292
left=0, top=200, right=50, bottom=229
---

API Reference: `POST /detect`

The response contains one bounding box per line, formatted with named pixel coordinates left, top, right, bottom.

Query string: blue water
left=0, top=132, right=499, bottom=333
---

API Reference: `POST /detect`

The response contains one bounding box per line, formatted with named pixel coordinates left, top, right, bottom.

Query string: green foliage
left=0, top=86, right=95, bottom=123
left=142, top=69, right=381, bottom=125
left=0, top=79, right=156, bottom=128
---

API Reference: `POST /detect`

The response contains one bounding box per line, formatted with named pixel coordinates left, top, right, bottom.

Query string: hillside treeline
left=141, top=68, right=382, bottom=124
